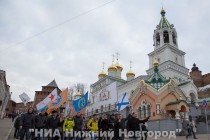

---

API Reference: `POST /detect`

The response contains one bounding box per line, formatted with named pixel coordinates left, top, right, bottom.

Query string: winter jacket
left=126, top=117, right=149, bottom=137
left=63, top=117, right=75, bottom=131
left=20, top=113, right=35, bottom=129
left=108, top=117, right=115, bottom=130
left=87, top=118, right=98, bottom=132
left=73, top=116, right=83, bottom=131
left=35, top=113, right=48, bottom=128
left=100, top=119, right=109, bottom=131
left=114, top=114, right=131, bottom=139
left=14, top=116, right=21, bottom=128
left=47, top=115, right=61, bottom=129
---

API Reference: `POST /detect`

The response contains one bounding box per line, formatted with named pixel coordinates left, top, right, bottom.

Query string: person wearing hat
left=46, top=110, right=63, bottom=140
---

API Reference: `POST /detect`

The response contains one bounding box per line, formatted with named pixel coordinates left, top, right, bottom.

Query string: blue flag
left=117, top=92, right=129, bottom=111
left=73, top=92, right=88, bottom=112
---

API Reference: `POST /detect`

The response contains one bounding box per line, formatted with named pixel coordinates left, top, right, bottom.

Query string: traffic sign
left=203, top=100, right=208, bottom=109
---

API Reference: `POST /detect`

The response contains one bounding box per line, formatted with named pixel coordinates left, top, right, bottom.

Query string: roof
left=158, top=9, right=172, bottom=29
left=166, top=100, right=187, bottom=106
left=145, top=65, right=170, bottom=90
left=178, top=80, right=191, bottom=87
left=47, top=80, right=58, bottom=88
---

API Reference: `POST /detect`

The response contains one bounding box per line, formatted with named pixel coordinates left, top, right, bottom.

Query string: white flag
left=36, top=88, right=58, bottom=112
left=117, top=92, right=129, bottom=111
left=91, top=82, right=118, bottom=110
left=19, top=92, right=30, bottom=106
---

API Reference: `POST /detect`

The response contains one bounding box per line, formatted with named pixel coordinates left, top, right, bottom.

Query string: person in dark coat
left=46, top=110, right=63, bottom=140
left=73, top=112, right=83, bottom=140
left=100, top=114, right=110, bottom=140
left=141, top=122, right=148, bottom=140
left=113, top=113, right=131, bottom=140
left=14, top=114, right=22, bottom=139
left=126, top=112, right=149, bottom=140
left=20, top=107, right=35, bottom=140
left=34, top=109, right=48, bottom=140
left=108, top=114, right=115, bottom=131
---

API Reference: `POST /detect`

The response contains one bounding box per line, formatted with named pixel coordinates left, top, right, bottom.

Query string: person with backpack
left=87, top=114, right=99, bottom=140
left=63, top=113, right=75, bottom=140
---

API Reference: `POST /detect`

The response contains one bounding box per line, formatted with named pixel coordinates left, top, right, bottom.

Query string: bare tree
left=69, top=83, right=87, bottom=99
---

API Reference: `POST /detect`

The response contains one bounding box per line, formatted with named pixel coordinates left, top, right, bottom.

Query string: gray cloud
left=0, top=0, right=210, bottom=102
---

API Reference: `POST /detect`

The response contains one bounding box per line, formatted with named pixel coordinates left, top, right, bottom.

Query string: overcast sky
left=1, top=0, right=210, bottom=103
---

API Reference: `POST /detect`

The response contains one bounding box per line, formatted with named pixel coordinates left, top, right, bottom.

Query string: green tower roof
left=158, top=9, right=172, bottom=29
left=145, top=63, right=170, bottom=90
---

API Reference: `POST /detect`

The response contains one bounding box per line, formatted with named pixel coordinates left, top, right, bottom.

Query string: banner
left=73, top=92, right=88, bottom=112
left=91, top=82, right=118, bottom=110
left=36, top=88, right=58, bottom=112
left=47, top=88, right=68, bottom=113
left=19, top=92, right=30, bottom=106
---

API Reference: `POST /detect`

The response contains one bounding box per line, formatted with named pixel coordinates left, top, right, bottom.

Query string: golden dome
left=98, top=71, right=107, bottom=78
left=74, top=92, right=82, bottom=97
left=114, top=62, right=123, bottom=71
left=126, top=70, right=135, bottom=77
left=153, top=58, right=159, bottom=67
left=108, top=64, right=117, bottom=71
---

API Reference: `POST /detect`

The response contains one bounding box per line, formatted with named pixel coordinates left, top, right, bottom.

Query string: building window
left=139, top=100, right=151, bottom=118
left=172, top=32, right=176, bottom=44
left=163, top=31, right=169, bottom=43
left=156, top=33, right=160, bottom=45
left=156, top=104, right=160, bottom=115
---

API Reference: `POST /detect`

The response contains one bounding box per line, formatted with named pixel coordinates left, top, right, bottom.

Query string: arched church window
left=163, top=31, right=169, bottom=43
left=147, top=105, right=151, bottom=117
left=142, top=106, right=146, bottom=118
left=156, top=33, right=160, bottom=45
left=138, top=107, right=141, bottom=118
left=172, top=32, right=176, bottom=44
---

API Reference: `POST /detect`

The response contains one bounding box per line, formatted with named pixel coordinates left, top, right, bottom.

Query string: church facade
left=86, top=9, right=199, bottom=120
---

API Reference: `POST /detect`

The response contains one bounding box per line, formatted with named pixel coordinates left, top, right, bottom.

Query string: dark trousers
left=14, top=127, right=20, bottom=138
left=20, top=128, right=31, bottom=140
left=141, top=131, right=147, bottom=140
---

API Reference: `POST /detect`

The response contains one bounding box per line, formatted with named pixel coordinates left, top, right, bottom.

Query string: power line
left=0, top=0, right=117, bottom=54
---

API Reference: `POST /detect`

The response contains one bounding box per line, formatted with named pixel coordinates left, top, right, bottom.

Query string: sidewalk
left=0, top=118, right=14, bottom=140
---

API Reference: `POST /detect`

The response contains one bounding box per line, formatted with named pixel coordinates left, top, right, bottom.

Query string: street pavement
left=0, top=118, right=14, bottom=140
left=0, top=118, right=208, bottom=140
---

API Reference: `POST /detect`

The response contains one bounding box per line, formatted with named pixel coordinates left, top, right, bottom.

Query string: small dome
left=108, top=64, right=117, bottom=71
left=98, top=71, right=107, bottom=78
left=126, top=70, right=135, bottom=77
left=114, top=62, right=123, bottom=71
left=74, top=92, right=82, bottom=97
left=153, top=58, right=159, bottom=67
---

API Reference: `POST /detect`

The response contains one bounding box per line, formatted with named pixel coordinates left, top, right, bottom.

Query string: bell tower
left=146, top=9, right=189, bottom=83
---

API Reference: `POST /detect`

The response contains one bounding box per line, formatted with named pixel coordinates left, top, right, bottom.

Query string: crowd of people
left=12, top=107, right=150, bottom=140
